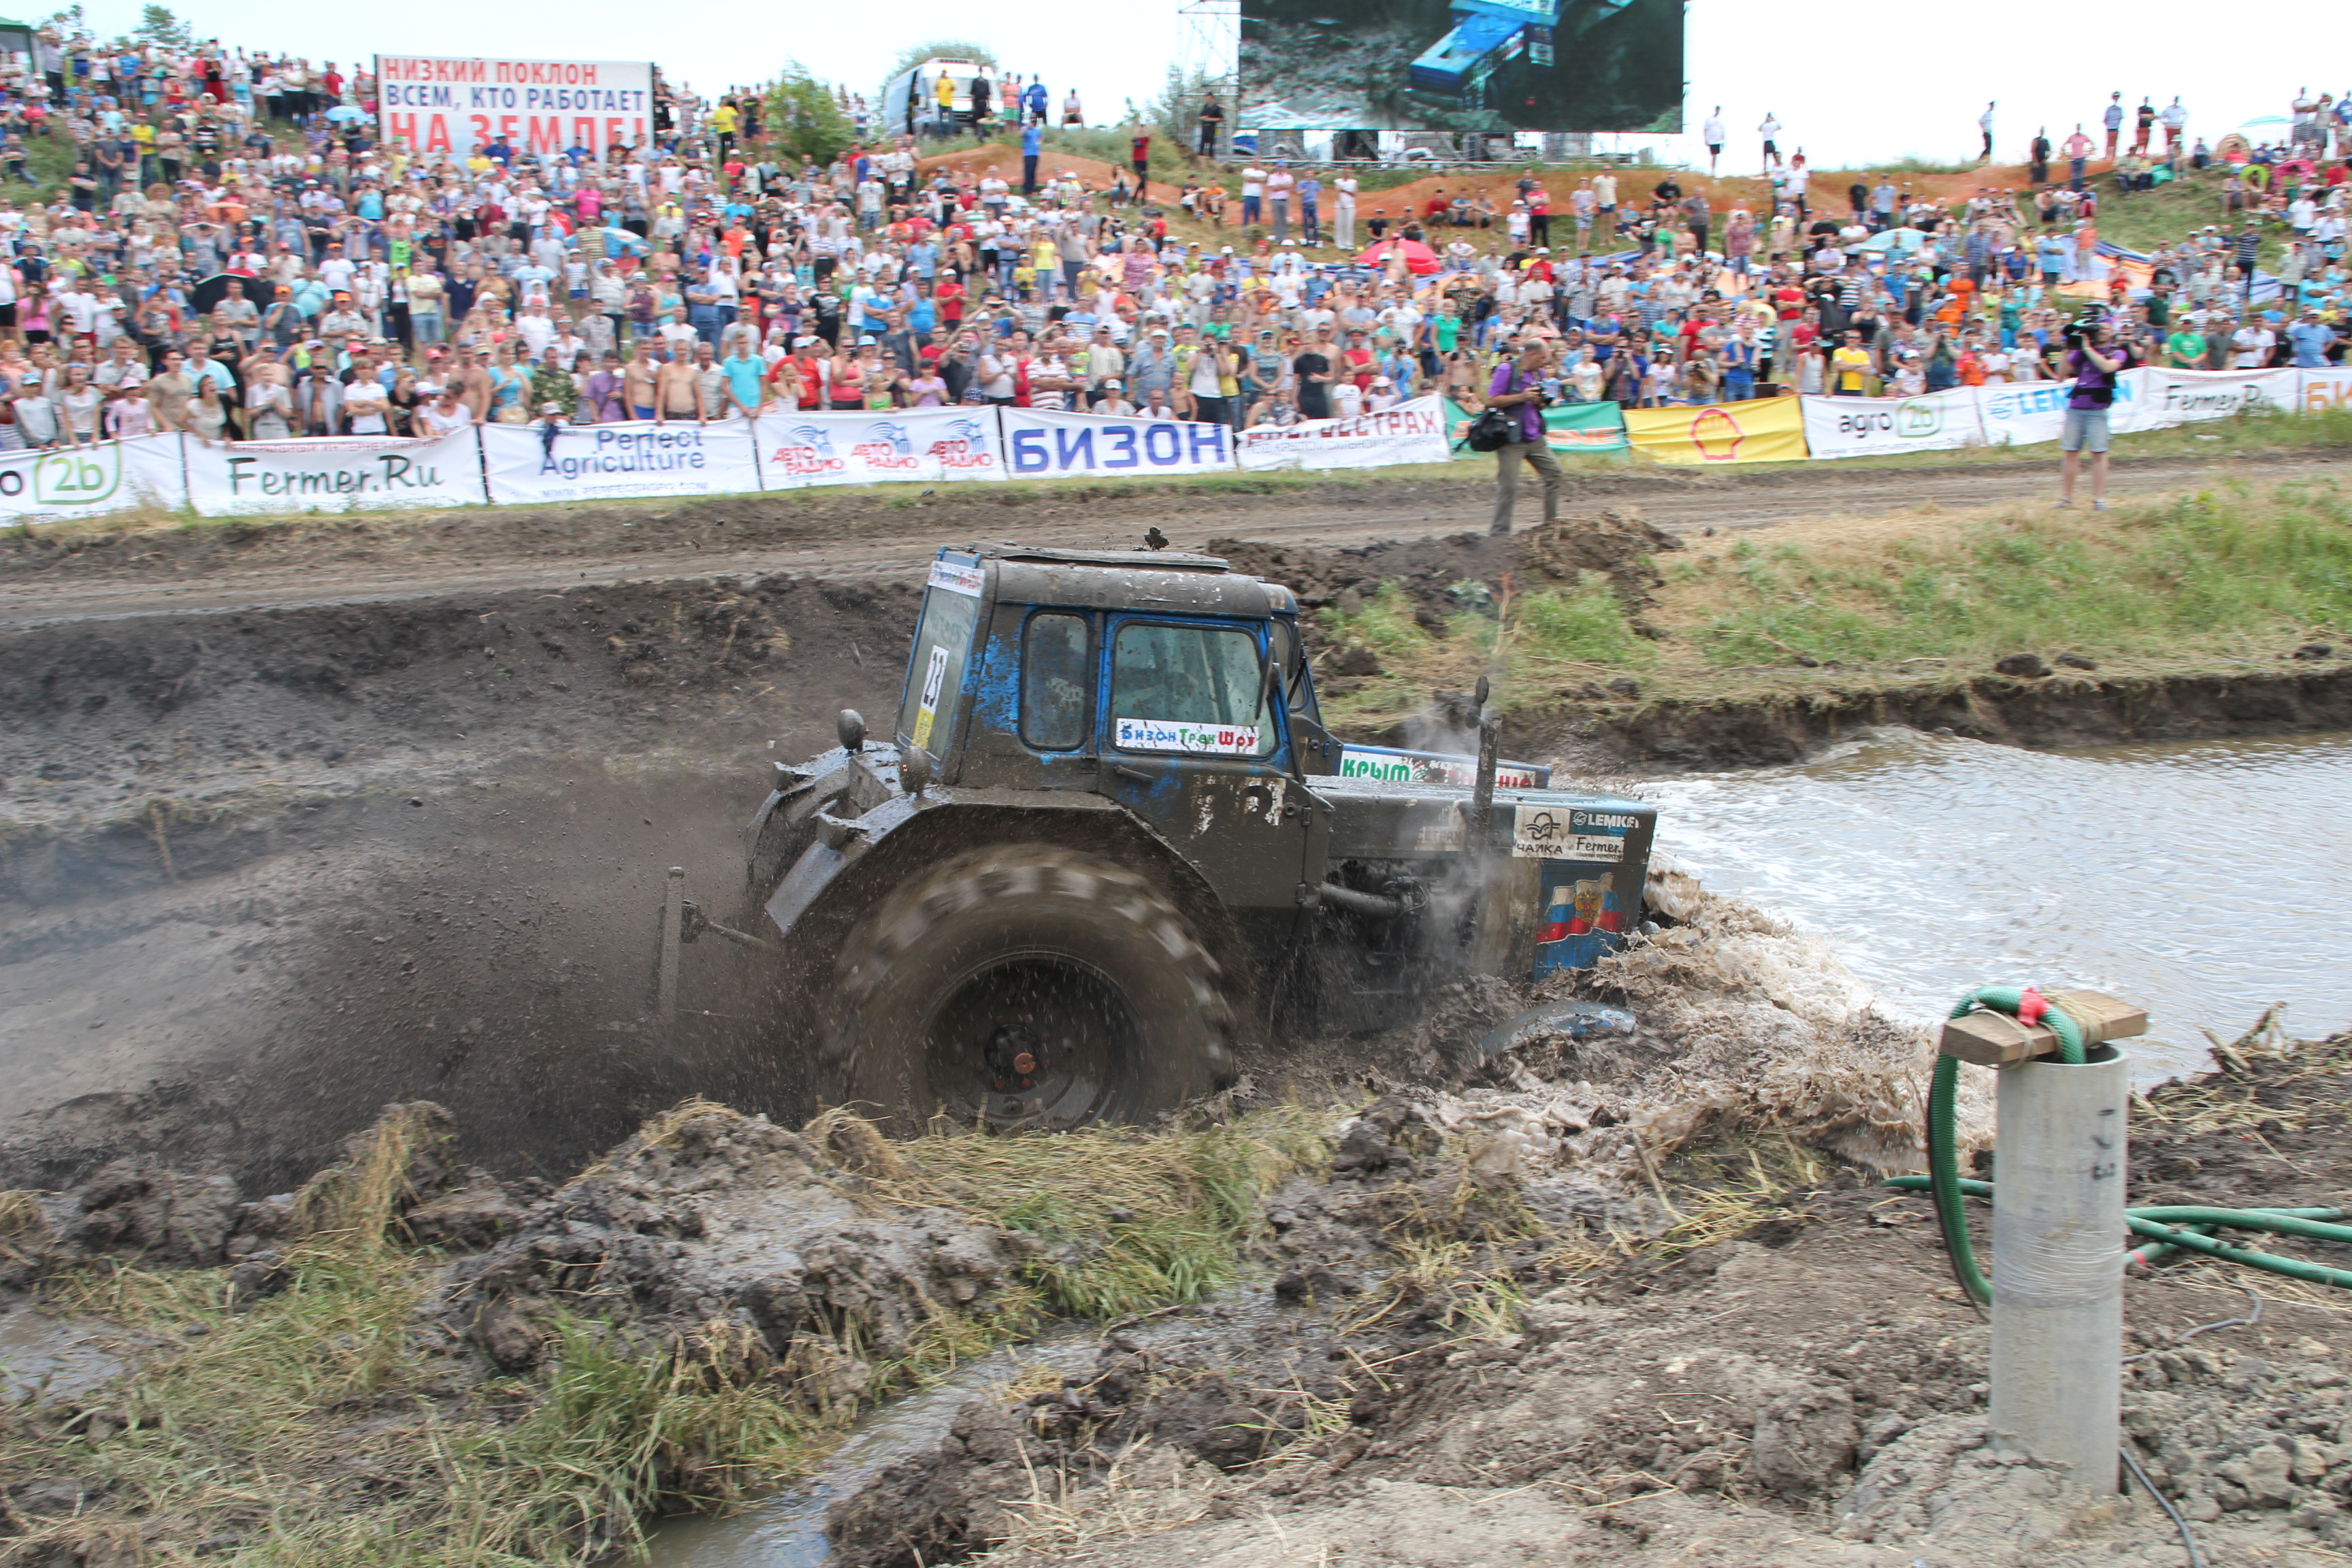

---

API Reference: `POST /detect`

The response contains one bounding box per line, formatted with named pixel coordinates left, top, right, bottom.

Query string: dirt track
left=1, top=450, right=2338, bottom=630
left=0, top=448, right=2344, bottom=1192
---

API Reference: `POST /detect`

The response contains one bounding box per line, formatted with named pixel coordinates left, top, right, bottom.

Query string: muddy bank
left=4, top=887, right=2349, bottom=1567
left=1581, top=662, right=2352, bottom=768
left=824, top=1028, right=2352, bottom=1568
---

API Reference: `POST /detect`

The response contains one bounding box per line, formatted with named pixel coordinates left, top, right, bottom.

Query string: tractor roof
left=956, top=544, right=1297, bottom=617
left=964, top=543, right=1232, bottom=574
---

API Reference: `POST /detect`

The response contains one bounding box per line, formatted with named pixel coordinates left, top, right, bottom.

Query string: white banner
left=481, top=418, right=760, bottom=504
left=1236, top=396, right=1450, bottom=472
left=2298, top=368, right=2352, bottom=415
left=753, top=407, right=1004, bottom=489
left=1975, top=380, right=2081, bottom=448
left=998, top=406, right=1234, bottom=478
left=181, top=429, right=489, bottom=516
left=374, top=54, right=652, bottom=163
left=2112, top=367, right=2298, bottom=433
left=1799, top=387, right=1987, bottom=460
left=0, top=434, right=184, bottom=527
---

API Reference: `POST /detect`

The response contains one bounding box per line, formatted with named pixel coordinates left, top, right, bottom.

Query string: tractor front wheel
left=820, top=845, right=1234, bottom=1130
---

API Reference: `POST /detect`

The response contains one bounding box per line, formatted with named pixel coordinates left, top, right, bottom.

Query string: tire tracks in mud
left=0, top=451, right=2337, bottom=630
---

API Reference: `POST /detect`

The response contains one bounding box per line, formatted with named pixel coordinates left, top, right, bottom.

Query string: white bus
left=881, top=57, right=992, bottom=140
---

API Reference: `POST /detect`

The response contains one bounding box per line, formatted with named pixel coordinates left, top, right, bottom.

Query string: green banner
left=1443, top=397, right=1629, bottom=457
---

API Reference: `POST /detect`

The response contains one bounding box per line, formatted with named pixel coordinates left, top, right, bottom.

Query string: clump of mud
left=437, top=1104, right=1025, bottom=1379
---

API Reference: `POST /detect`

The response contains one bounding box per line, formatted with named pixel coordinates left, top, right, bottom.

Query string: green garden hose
left=1925, top=987, right=2085, bottom=1305
left=1902, top=986, right=2351, bottom=1302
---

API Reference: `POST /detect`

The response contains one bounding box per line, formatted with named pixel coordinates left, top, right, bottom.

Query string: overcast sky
left=76, top=0, right=2337, bottom=168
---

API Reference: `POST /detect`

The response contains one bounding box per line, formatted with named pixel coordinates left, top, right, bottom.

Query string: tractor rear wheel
left=821, top=845, right=1234, bottom=1131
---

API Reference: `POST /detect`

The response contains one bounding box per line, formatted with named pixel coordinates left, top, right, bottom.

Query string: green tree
left=131, top=4, right=193, bottom=47
left=764, top=66, right=855, bottom=166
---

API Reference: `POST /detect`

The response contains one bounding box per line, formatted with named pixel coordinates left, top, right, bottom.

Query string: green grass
left=1684, top=478, right=2352, bottom=671
left=1307, top=474, right=2352, bottom=723
left=0, top=1103, right=1328, bottom=1566
left=1316, top=574, right=1656, bottom=727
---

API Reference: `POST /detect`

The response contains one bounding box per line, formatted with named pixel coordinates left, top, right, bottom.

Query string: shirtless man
left=623, top=347, right=659, bottom=422
left=450, top=345, right=493, bottom=424
left=654, top=345, right=705, bottom=423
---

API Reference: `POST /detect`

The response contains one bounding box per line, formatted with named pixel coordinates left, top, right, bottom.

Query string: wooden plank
left=1938, top=990, right=2147, bottom=1066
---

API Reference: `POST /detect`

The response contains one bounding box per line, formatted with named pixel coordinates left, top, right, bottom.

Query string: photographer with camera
left=1480, top=336, right=1561, bottom=536
left=2059, top=313, right=2134, bottom=512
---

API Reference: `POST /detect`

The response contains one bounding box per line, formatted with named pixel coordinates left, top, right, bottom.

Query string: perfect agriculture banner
left=1623, top=395, right=1808, bottom=465
left=753, top=407, right=1005, bottom=488
left=180, top=429, right=491, bottom=516
left=1235, top=396, right=1451, bottom=472
left=999, top=406, right=1234, bottom=478
left=481, top=418, right=762, bottom=504
left=1800, top=387, right=1988, bottom=460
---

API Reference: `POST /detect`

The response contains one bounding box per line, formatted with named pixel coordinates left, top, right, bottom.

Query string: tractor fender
left=760, top=790, right=1259, bottom=1021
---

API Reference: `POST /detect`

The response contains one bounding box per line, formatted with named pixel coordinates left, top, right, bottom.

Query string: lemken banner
left=375, top=55, right=653, bottom=161
left=1000, top=406, right=1235, bottom=477
left=180, top=429, right=489, bottom=515
left=481, top=419, right=760, bottom=503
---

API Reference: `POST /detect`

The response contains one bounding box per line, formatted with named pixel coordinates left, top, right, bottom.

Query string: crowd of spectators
left=0, top=33, right=2340, bottom=456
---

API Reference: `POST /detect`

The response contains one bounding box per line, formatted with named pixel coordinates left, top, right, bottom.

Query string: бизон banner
left=180, top=429, right=490, bottom=516
left=481, top=418, right=760, bottom=504
left=753, top=406, right=1005, bottom=487
left=999, top=406, right=1235, bottom=478
left=1800, top=386, right=1987, bottom=460
left=1236, top=396, right=1450, bottom=471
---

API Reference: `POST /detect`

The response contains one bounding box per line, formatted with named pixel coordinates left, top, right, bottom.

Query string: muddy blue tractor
left=734, top=544, right=1656, bottom=1129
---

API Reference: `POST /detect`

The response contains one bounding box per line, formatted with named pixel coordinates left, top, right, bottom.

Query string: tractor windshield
left=899, top=559, right=983, bottom=756
left=1109, top=621, right=1279, bottom=758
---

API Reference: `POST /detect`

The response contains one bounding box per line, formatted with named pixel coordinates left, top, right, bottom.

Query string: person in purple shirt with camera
left=1485, top=337, right=1560, bottom=536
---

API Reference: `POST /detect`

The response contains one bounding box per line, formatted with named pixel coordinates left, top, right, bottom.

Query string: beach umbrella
left=1358, top=237, right=1438, bottom=275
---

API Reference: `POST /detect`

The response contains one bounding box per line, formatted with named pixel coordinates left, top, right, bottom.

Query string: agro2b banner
left=999, top=406, right=1236, bottom=478
left=1799, top=386, right=1987, bottom=460
left=0, top=434, right=184, bottom=524
left=180, top=429, right=490, bottom=516
left=480, top=418, right=762, bottom=504
left=753, top=406, right=1005, bottom=488
left=1235, top=396, right=1450, bottom=472
left=375, top=56, right=653, bottom=161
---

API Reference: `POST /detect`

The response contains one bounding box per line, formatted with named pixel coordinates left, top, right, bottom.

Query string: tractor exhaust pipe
left=1469, top=674, right=1499, bottom=842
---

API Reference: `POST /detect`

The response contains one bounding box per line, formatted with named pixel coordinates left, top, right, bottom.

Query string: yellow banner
left=1623, top=395, right=1808, bottom=465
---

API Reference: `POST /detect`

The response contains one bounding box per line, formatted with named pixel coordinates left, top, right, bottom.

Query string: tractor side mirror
left=837, top=708, right=867, bottom=753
